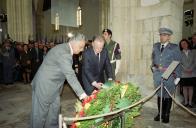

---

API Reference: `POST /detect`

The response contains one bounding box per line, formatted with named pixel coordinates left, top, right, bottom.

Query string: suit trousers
left=30, top=91, right=60, bottom=128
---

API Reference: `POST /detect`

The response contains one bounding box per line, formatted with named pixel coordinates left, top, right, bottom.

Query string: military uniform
left=151, top=27, right=181, bottom=123
left=152, top=42, right=181, bottom=98
left=104, top=40, right=121, bottom=79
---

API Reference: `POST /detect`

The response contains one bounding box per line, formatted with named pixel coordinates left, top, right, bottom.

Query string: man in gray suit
left=151, top=28, right=181, bottom=123
left=30, top=33, right=88, bottom=128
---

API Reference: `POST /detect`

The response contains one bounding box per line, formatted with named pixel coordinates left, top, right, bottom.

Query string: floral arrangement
left=71, top=81, right=141, bottom=128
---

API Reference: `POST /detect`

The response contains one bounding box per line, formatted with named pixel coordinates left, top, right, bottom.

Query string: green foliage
left=116, top=98, right=132, bottom=109
left=76, top=82, right=142, bottom=128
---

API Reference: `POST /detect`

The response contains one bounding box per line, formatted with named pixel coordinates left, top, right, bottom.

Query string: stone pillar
left=193, top=0, right=196, bottom=33
left=7, top=0, right=33, bottom=43
left=99, top=0, right=110, bottom=32
left=109, top=0, right=141, bottom=82
left=109, top=0, right=184, bottom=87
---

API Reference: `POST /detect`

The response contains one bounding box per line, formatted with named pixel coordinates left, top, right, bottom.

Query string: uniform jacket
left=82, top=47, right=113, bottom=95
left=151, top=42, right=182, bottom=98
left=104, top=40, right=121, bottom=78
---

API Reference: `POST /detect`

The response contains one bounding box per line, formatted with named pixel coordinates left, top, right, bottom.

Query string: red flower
left=90, top=94, right=96, bottom=99
left=70, top=122, right=77, bottom=128
left=79, top=109, right=85, bottom=117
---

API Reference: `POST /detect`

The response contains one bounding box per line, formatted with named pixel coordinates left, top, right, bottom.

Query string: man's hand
left=79, top=93, right=88, bottom=100
left=93, top=82, right=103, bottom=89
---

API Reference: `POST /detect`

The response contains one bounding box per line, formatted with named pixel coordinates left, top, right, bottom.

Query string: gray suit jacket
left=31, top=43, right=85, bottom=103
left=181, top=49, right=196, bottom=78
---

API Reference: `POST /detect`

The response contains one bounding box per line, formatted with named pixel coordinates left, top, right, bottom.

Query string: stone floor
left=0, top=82, right=195, bottom=128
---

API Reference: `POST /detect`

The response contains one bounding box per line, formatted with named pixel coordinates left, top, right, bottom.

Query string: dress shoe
left=188, top=104, right=193, bottom=108
left=154, top=114, right=161, bottom=121
left=162, top=114, right=169, bottom=123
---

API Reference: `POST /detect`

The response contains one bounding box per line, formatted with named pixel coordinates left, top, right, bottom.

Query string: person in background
left=191, top=33, right=196, bottom=104
left=0, top=44, right=3, bottom=84
left=82, top=35, right=113, bottom=95
left=151, top=27, right=181, bottom=123
left=179, top=39, right=196, bottom=108
left=42, top=45, right=48, bottom=59
left=30, top=41, right=43, bottom=79
left=20, top=44, right=31, bottom=84
left=102, top=29, right=121, bottom=79
left=30, top=33, right=88, bottom=128
left=2, top=39, right=16, bottom=85
left=49, top=42, right=55, bottom=49
left=191, top=33, right=196, bottom=49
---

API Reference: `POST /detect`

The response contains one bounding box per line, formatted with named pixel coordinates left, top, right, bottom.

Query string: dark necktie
left=161, top=45, right=164, bottom=52
left=96, top=53, right=100, bottom=62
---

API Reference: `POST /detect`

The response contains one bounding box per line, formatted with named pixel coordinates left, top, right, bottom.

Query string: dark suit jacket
left=29, top=48, right=43, bottom=63
left=82, top=47, right=113, bottom=95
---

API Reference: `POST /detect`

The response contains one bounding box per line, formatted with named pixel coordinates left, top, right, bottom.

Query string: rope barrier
left=164, top=86, right=196, bottom=117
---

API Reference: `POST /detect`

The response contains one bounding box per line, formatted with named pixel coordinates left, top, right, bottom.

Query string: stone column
left=7, top=0, right=33, bottom=43
left=108, top=0, right=139, bottom=82
left=109, top=0, right=184, bottom=87
left=99, top=0, right=110, bottom=32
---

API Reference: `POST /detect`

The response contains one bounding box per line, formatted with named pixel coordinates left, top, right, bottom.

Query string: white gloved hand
left=115, top=60, right=121, bottom=75
left=174, top=78, right=180, bottom=85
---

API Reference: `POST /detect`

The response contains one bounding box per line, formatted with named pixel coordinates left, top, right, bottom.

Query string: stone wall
left=109, top=0, right=184, bottom=88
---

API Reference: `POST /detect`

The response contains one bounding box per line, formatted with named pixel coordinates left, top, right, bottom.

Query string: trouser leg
left=162, top=98, right=172, bottom=123
left=45, top=96, right=60, bottom=128
left=30, top=92, right=49, bottom=128
left=154, top=97, right=161, bottom=121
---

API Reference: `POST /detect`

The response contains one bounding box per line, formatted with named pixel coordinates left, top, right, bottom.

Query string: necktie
left=161, top=45, right=164, bottom=52
left=96, top=53, right=100, bottom=62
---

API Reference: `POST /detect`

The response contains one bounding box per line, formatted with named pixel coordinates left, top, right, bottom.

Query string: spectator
left=21, top=44, right=31, bottom=84
left=179, top=39, right=196, bottom=108
left=0, top=44, right=3, bottom=83
left=2, top=39, right=16, bottom=85
left=42, top=45, right=48, bottom=59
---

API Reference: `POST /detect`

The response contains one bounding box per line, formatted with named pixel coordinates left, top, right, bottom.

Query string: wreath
left=71, top=81, right=142, bottom=128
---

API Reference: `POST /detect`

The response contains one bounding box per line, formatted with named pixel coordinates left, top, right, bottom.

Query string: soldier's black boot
left=162, top=98, right=172, bottom=123
left=154, top=97, right=162, bottom=121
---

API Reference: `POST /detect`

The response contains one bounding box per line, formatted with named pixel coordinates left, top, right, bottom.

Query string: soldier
left=102, top=29, right=121, bottom=79
left=151, top=27, right=181, bottom=123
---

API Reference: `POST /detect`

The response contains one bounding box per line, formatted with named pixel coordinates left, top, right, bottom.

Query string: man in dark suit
left=30, top=41, right=43, bottom=79
left=30, top=33, right=88, bottom=128
left=82, top=36, right=113, bottom=95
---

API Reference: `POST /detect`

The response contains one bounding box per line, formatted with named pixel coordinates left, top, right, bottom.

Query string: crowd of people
left=0, top=40, right=55, bottom=85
